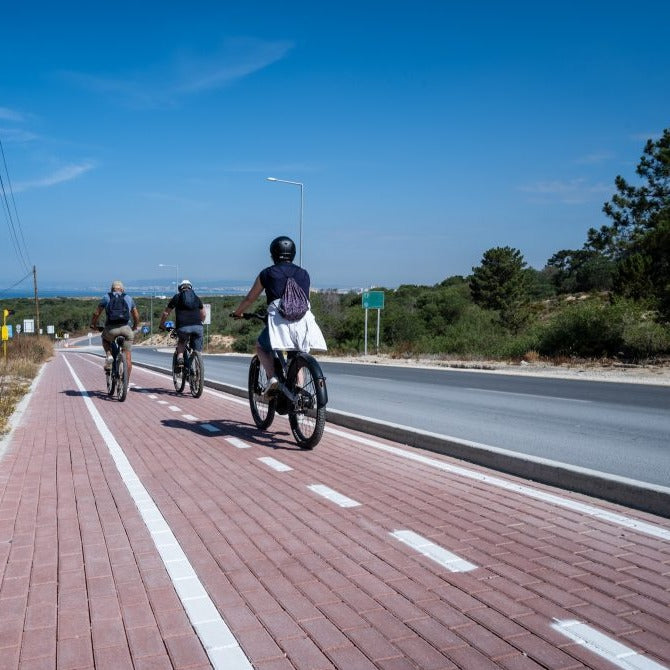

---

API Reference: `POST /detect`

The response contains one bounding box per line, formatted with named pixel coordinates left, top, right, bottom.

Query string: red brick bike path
left=0, top=350, right=669, bottom=669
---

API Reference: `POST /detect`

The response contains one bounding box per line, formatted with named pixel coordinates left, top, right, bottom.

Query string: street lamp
left=266, top=177, right=304, bottom=266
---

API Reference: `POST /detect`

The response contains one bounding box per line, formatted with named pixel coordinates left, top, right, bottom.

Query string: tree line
left=2, top=130, right=668, bottom=362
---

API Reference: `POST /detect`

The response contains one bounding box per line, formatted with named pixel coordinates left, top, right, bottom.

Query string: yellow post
left=2, top=309, right=15, bottom=363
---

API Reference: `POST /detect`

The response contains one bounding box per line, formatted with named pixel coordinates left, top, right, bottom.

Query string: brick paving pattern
left=0, top=350, right=668, bottom=669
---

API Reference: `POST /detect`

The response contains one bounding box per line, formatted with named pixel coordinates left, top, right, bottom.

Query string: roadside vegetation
left=0, top=335, right=52, bottom=434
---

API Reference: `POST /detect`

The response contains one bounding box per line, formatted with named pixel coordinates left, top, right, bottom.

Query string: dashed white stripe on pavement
left=258, top=457, right=293, bottom=472
left=201, top=424, right=221, bottom=433
left=62, top=357, right=253, bottom=670
left=183, top=414, right=198, bottom=421
left=226, top=437, right=251, bottom=449
left=148, top=394, right=158, bottom=399
left=391, top=530, right=477, bottom=572
left=157, top=400, right=169, bottom=405
left=326, top=426, right=670, bottom=542
left=308, top=484, right=361, bottom=508
left=552, top=619, right=668, bottom=670
left=169, top=405, right=182, bottom=412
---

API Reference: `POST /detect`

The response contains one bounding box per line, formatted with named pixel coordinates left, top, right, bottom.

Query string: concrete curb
left=133, top=359, right=670, bottom=519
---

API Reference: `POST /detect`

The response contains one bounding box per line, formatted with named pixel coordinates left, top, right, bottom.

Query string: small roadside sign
left=141, top=325, right=150, bottom=334
left=203, top=304, right=211, bottom=325
left=362, top=291, right=384, bottom=309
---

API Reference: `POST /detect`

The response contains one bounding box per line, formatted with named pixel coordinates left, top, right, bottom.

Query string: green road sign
left=362, top=291, right=384, bottom=309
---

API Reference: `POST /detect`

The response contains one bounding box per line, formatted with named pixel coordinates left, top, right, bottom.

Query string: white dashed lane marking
left=552, top=619, right=669, bottom=670
left=258, top=457, right=293, bottom=472
left=308, top=484, right=361, bottom=508
left=201, top=424, right=221, bottom=433
left=391, top=530, right=477, bottom=572
left=226, top=437, right=252, bottom=449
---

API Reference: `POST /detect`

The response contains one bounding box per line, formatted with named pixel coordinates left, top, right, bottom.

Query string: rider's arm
left=158, top=306, right=172, bottom=330
left=90, top=305, right=104, bottom=329
left=232, top=276, right=264, bottom=318
left=131, top=307, right=141, bottom=330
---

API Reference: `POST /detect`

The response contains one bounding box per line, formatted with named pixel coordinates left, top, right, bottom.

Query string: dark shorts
left=177, top=324, right=204, bottom=352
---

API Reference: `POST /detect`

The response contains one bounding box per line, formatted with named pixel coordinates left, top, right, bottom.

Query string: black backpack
left=278, top=269, right=309, bottom=321
left=106, top=292, right=130, bottom=325
left=178, top=288, right=199, bottom=311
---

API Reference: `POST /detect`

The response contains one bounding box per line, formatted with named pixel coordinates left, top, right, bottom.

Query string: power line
left=0, top=138, right=31, bottom=273
left=0, top=269, right=33, bottom=297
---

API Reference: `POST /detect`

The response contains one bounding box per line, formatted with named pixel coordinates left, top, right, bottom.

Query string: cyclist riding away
left=232, top=235, right=327, bottom=394
left=159, top=279, right=206, bottom=367
left=90, top=280, right=141, bottom=380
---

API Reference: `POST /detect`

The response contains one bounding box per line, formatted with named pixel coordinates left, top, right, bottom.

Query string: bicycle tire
left=189, top=351, right=204, bottom=398
left=172, top=352, right=186, bottom=393
left=116, top=356, right=129, bottom=402
left=106, top=369, right=115, bottom=396
left=248, top=355, right=275, bottom=429
left=287, top=355, right=326, bottom=449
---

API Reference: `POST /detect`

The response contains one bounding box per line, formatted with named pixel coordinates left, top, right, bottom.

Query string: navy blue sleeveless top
left=259, top=263, right=310, bottom=303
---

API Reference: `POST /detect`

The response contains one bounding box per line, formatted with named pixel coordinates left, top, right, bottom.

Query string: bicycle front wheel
left=115, top=356, right=129, bottom=402
left=172, top=352, right=186, bottom=393
left=248, top=355, right=275, bottom=429
left=287, top=356, right=326, bottom=449
left=189, top=351, right=204, bottom=398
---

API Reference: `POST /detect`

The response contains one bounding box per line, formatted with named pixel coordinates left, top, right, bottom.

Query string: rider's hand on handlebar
left=230, top=312, right=243, bottom=320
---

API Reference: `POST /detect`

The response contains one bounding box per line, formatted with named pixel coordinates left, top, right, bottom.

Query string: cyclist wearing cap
left=90, top=280, right=141, bottom=378
left=232, top=236, right=326, bottom=393
left=159, top=280, right=206, bottom=367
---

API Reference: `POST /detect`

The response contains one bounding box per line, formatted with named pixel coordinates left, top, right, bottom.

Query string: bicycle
left=97, top=327, right=129, bottom=402
left=233, top=312, right=328, bottom=449
left=164, top=327, right=204, bottom=398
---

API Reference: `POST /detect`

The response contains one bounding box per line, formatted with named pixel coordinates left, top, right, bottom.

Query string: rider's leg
left=120, top=326, right=135, bottom=381
left=256, top=328, right=276, bottom=379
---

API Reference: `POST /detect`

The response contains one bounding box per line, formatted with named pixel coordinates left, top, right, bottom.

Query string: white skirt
left=267, top=300, right=328, bottom=353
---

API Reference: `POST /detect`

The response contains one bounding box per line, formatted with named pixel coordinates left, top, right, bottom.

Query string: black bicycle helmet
left=270, top=236, right=296, bottom=263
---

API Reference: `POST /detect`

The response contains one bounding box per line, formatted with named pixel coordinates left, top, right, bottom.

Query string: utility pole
left=33, top=265, right=40, bottom=335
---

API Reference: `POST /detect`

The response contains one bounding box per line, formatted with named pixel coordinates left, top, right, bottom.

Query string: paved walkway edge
left=130, top=359, right=670, bottom=519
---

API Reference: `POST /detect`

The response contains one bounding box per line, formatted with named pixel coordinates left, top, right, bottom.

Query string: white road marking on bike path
left=226, top=437, right=251, bottom=449
left=390, top=530, right=477, bottom=572
left=552, top=620, right=668, bottom=670
left=63, top=357, right=253, bottom=670
left=308, top=484, right=361, bottom=508
left=258, top=457, right=293, bottom=472
left=325, top=426, right=670, bottom=542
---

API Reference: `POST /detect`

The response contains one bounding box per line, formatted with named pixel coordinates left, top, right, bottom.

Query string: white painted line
left=308, top=484, right=361, bottom=508
left=157, top=400, right=169, bottom=405
left=201, top=424, right=221, bottom=433
left=168, top=405, right=181, bottom=412
left=466, top=388, right=591, bottom=403
left=62, top=357, right=252, bottom=670
left=182, top=414, right=199, bottom=421
left=391, top=530, right=477, bottom=572
left=552, top=619, right=668, bottom=670
left=148, top=394, right=158, bottom=399
left=226, top=437, right=251, bottom=449
left=258, top=457, right=293, bottom=472
left=326, top=426, right=670, bottom=542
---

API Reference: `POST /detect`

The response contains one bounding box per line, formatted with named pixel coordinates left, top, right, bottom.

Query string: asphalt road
left=110, top=344, right=670, bottom=489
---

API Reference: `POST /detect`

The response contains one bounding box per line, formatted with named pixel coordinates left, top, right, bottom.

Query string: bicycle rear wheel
left=248, top=355, right=275, bottom=429
left=106, top=369, right=115, bottom=396
left=172, top=352, right=186, bottom=393
left=189, top=351, right=204, bottom=398
left=115, top=356, right=129, bottom=402
left=287, top=356, right=326, bottom=449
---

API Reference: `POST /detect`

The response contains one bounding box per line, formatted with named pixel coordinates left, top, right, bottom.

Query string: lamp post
left=266, top=177, right=304, bottom=266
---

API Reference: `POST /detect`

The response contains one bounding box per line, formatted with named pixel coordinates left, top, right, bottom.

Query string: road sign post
left=362, top=291, right=384, bottom=355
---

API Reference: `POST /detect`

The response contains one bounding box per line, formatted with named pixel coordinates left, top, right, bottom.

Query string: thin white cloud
left=518, top=178, right=612, bottom=204
left=574, top=151, right=614, bottom=165
left=61, top=37, right=294, bottom=108
left=0, top=127, right=39, bottom=142
left=14, top=162, right=95, bottom=192
left=0, top=107, right=24, bottom=122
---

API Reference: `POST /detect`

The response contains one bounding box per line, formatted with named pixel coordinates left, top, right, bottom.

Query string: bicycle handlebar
left=229, top=312, right=266, bottom=322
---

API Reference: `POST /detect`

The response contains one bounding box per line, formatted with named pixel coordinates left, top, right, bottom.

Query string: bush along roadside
left=0, top=335, right=53, bottom=434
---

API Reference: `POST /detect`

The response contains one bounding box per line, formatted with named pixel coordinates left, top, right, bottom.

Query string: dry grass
left=0, top=336, right=53, bottom=434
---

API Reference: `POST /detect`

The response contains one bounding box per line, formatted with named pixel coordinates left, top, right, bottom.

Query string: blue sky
left=1, top=1, right=669, bottom=294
